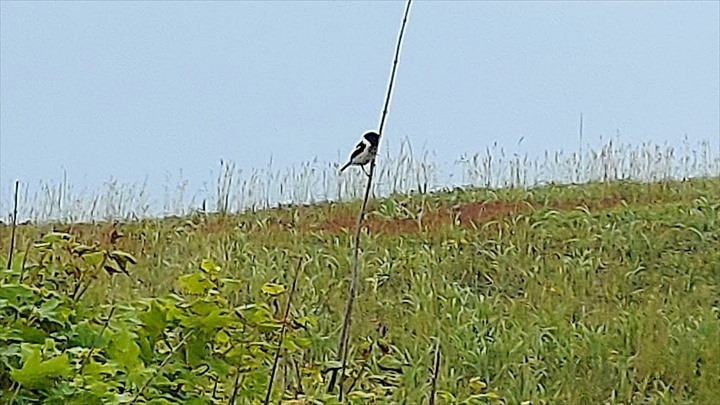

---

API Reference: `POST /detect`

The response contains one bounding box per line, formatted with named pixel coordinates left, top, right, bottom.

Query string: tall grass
left=2, top=137, right=718, bottom=223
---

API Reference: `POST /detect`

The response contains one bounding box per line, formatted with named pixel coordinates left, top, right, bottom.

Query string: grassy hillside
left=2, top=178, right=719, bottom=403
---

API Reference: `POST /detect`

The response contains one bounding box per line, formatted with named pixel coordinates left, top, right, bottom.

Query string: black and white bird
left=339, top=131, right=380, bottom=175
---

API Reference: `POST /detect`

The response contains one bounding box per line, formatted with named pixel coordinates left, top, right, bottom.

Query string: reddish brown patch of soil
left=452, top=201, right=533, bottom=227
left=196, top=219, right=238, bottom=235
left=551, top=197, right=623, bottom=211
left=307, top=214, right=356, bottom=234
left=309, top=196, right=630, bottom=236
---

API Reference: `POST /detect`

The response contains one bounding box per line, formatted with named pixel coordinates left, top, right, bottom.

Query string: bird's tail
left=339, top=161, right=351, bottom=172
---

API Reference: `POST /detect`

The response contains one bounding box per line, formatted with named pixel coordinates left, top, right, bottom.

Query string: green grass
left=2, top=177, right=719, bottom=403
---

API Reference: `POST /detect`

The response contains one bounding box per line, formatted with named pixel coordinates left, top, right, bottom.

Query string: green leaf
left=185, top=335, right=208, bottom=367
left=261, top=282, right=286, bottom=296
left=36, top=298, right=68, bottom=326
left=83, top=358, right=117, bottom=378
left=9, top=251, right=26, bottom=272
left=139, top=300, right=167, bottom=341
left=322, top=360, right=342, bottom=372
left=72, top=244, right=96, bottom=255
left=183, top=309, right=231, bottom=333
left=469, top=376, right=487, bottom=392
left=10, top=324, right=48, bottom=344
left=220, top=278, right=242, bottom=293
left=257, top=322, right=282, bottom=333
left=71, top=321, right=105, bottom=349
left=10, top=346, right=70, bottom=389
left=178, top=273, right=214, bottom=295
left=103, top=264, right=128, bottom=276
left=188, top=300, right=221, bottom=316
left=0, top=283, right=36, bottom=304
left=107, top=329, right=142, bottom=371
left=41, top=232, right=72, bottom=244
left=199, top=258, right=220, bottom=274
left=347, top=391, right=377, bottom=400
left=109, top=250, right=137, bottom=271
left=289, top=336, right=312, bottom=348
left=81, top=251, right=106, bottom=267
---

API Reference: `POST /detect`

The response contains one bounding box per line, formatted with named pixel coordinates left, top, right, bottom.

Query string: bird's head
left=363, top=131, right=380, bottom=146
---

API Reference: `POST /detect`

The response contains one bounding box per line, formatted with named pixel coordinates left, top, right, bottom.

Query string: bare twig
left=7, top=180, right=20, bottom=269
left=264, top=258, right=304, bottom=405
left=429, top=339, right=441, bottom=405
left=229, top=373, right=244, bottom=404
left=130, top=330, right=195, bottom=404
left=18, top=239, right=32, bottom=282
left=577, top=113, right=584, bottom=183
left=78, top=305, right=116, bottom=374
left=329, top=0, right=413, bottom=399
left=346, top=341, right=373, bottom=394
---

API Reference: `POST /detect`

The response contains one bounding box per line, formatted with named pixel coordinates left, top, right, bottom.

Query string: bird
left=339, top=131, right=380, bottom=176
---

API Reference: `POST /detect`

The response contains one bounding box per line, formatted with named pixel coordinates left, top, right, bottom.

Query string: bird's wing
left=349, top=141, right=366, bottom=160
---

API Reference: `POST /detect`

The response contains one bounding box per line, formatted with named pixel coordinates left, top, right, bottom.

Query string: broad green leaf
left=88, top=380, right=112, bottom=398
left=185, top=335, right=207, bottom=367
left=107, top=329, right=142, bottom=370
left=41, top=232, right=72, bottom=244
left=183, top=309, right=231, bottom=333
left=10, top=347, right=70, bottom=389
left=214, top=329, right=230, bottom=344
left=36, top=298, right=67, bottom=326
left=9, top=252, right=26, bottom=272
left=261, top=282, right=286, bottom=296
left=138, top=300, right=167, bottom=341
left=198, top=309, right=230, bottom=330
left=137, top=332, right=154, bottom=362
left=83, top=358, right=117, bottom=378
left=206, top=357, right=232, bottom=376
left=0, top=283, right=36, bottom=304
left=14, top=325, right=48, bottom=344
left=188, top=300, right=221, bottom=316
left=178, top=273, right=214, bottom=295
left=81, top=251, right=106, bottom=267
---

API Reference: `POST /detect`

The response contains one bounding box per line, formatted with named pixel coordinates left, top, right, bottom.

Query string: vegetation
left=1, top=176, right=718, bottom=403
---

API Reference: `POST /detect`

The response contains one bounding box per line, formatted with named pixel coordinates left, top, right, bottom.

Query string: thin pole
left=7, top=180, right=20, bottom=269
left=328, top=0, right=413, bottom=400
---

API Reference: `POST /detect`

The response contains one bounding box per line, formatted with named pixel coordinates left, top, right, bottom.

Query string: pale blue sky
left=1, top=1, right=719, bottom=212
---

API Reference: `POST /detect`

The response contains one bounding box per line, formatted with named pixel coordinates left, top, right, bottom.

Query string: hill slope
left=2, top=178, right=719, bottom=403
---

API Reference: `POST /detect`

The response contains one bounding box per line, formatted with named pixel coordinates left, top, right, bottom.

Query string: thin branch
left=79, top=305, right=116, bottom=374
left=429, top=339, right=441, bottom=405
left=130, top=330, right=195, bottom=404
left=18, top=239, right=33, bottom=282
left=329, top=0, right=413, bottom=399
left=346, top=341, right=373, bottom=394
left=264, top=258, right=304, bottom=405
left=7, top=180, right=20, bottom=270
left=378, top=0, right=413, bottom=137
left=229, top=373, right=244, bottom=405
